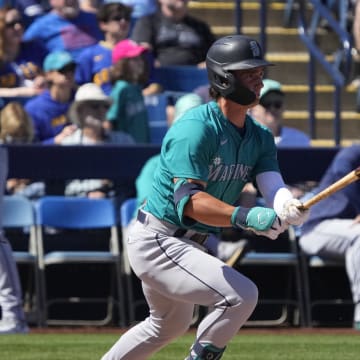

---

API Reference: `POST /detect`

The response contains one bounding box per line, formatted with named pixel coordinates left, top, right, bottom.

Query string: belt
left=137, top=209, right=208, bottom=246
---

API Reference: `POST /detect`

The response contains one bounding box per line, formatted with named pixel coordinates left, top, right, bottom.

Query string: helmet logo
left=249, top=41, right=261, bottom=58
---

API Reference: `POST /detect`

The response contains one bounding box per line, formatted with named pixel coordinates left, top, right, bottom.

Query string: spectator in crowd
left=0, top=101, right=46, bottom=199
left=105, top=39, right=150, bottom=143
left=11, top=0, right=48, bottom=27
left=62, top=82, right=135, bottom=199
left=23, top=0, right=103, bottom=61
left=25, top=50, right=78, bottom=144
left=0, top=6, right=48, bottom=108
left=107, top=0, right=157, bottom=34
left=65, top=82, right=135, bottom=145
left=131, top=0, right=216, bottom=67
left=75, top=2, right=133, bottom=95
left=0, top=101, right=34, bottom=144
left=79, top=0, right=100, bottom=13
left=249, top=79, right=311, bottom=148
left=0, top=146, right=29, bottom=334
left=299, top=145, right=360, bottom=330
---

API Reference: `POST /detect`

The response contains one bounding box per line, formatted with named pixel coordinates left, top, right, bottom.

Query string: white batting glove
left=280, top=198, right=310, bottom=226
left=251, top=216, right=289, bottom=240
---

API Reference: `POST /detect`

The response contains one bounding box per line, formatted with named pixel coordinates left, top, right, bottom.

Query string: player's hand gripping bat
left=298, top=166, right=360, bottom=210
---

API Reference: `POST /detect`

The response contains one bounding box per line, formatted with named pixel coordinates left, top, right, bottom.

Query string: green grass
left=0, top=332, right=360, bottom=359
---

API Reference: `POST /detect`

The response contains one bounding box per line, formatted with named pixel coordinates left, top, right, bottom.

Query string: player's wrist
left=231, top=206, right=250, bottom=228
left=232, top=206, right=278, bottom=231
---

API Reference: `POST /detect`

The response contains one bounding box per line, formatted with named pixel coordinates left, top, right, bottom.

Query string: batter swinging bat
left=299, top=166, right=360, bottom=210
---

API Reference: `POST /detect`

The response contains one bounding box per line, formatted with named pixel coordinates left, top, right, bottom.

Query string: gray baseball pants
left=102, top=211, right=258, bottom=360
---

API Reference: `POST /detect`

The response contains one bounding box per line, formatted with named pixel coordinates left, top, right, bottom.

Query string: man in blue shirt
left=25, top=51, right=77, bottom=144
left=299, top=145, right=360, bottom=330
left=23, top=0, right=103, bottom=61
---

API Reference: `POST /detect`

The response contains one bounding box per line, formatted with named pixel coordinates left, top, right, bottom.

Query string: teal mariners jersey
left=144, top=100, right=280, bottom=233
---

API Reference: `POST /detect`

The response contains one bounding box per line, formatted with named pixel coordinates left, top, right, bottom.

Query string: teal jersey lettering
left=144, top=101, right=279, bottom=233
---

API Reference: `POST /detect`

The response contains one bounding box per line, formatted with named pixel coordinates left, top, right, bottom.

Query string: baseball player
left=101, top=35, right=309, bottom=360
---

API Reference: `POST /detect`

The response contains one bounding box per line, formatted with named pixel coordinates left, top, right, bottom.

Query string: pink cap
left=112, top=39, right=147, bottom=64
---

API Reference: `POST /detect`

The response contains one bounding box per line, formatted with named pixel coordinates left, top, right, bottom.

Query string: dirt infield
left=29, top=326, right=358, bottom=335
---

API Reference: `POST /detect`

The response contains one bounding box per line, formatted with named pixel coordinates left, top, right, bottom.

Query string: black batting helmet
left=206, top=35, right=273, bottom=105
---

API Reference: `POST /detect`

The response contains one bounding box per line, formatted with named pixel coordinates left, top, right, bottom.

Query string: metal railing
left=292, top=0, right=352, bottom=145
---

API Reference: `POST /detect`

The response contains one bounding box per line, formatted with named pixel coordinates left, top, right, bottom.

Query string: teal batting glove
left=231, top=206, right=277, bottom=232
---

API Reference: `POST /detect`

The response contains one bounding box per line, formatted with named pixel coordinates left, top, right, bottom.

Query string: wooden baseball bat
left=299, top=166, right=360, bottom=210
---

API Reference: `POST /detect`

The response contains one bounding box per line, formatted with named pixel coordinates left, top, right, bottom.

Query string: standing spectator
left=249, top=79, right=311, bottom=148
left=299, top=145, right=360, bottom=330
left=0, top=6, right=47, bottom=107
left=75, top=2, right=132, bottom=95
left=25, top=50, right=78, bottom=144
left=0, top=146, right=29, bottom=334
left=131, top=0, right=216, bottom=67
left=23, top=0, right=103, bottom=61
left=105, top=39, right=150, bottom=143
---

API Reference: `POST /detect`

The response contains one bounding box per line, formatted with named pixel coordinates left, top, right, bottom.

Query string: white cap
left=75, top=83, right=111, bottom=103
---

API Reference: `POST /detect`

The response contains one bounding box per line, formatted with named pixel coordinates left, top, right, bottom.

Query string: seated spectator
left=65, top=82, right=135, bottom=145
left=249, top=79, right=311, bottom=148
left=108, top=0, right=157, bottom=34
left=79, top=0, right=100, bottom=13
left=14, top=0, right=48, bottom=28
left=0, top=101, right=45, bottom=199
left=75, top=2, right=133, bottom=95
left=25, top=50, right=78, bottom=144
left=131, top=0, right=216, bottom=67
left=298, top=144, right=360, bottom=330
left=104, top=39, right=151, bottom=143
left=62, top=82, right=135, bottom=198
left=0, top=6, right=48, bottom=108
left=23, top=0, right=103, bottom=61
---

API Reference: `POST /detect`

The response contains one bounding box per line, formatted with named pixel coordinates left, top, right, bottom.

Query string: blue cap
left=43, top=51, right=74, bottom=72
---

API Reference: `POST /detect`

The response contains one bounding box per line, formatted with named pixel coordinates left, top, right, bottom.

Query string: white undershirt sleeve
left=255, top=171, right=293, bottom=216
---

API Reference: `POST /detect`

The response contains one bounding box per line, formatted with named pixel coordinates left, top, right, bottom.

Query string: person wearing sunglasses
left=75, top=2, right=133, bottom=95
left=0, top=6, right=48, bottom=107
left=249, top=79, right=311, bottom=148
left=24, top=51, right=78, bottom=144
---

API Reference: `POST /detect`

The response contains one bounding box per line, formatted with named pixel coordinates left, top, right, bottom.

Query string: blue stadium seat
left=3, top=195, right=42, bottom=326
left=152, top=66, right=209, bottom=92
left=119, top=198, right=139, bottom=325
left=144, top=93, right=168, bottom=145
left=35, top=196, right=126, bottom=327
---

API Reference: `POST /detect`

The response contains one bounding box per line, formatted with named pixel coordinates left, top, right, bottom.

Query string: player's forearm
left=183, top=191, right=235, bottom=227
